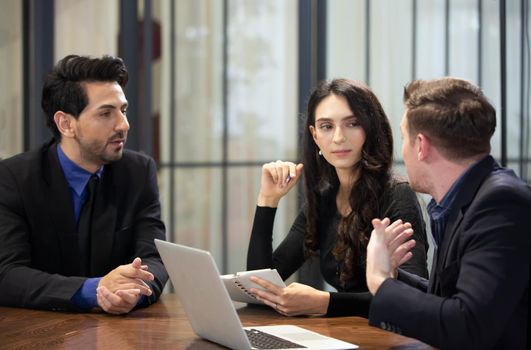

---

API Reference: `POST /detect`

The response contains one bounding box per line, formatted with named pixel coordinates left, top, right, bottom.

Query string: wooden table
left=0, top=294, right=433, bottom=349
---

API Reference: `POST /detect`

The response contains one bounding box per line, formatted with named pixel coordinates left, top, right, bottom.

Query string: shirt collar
left=428, top=155, right=490, bottom=215
left=57, top=144, right=104, bottom=197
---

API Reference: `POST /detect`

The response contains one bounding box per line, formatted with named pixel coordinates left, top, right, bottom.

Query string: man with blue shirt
left=365, top=77, right=530, bottom=349
left=0, top=55, right=168, bottom=314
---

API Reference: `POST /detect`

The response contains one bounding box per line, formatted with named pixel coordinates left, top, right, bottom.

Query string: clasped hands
left=96, top=257, right=154, bottom=315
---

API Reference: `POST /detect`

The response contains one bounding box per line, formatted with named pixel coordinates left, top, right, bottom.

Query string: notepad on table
left=221, top=268, right=286, bottom=304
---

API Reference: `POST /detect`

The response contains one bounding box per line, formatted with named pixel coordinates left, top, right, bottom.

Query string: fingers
left=99, top=276, right=152, bottom=296
left=253, top=293, right=279, bottom=311
left=263, top=161, right=303, bottom=187
left=248, top=276, right=284, bottom=311
left=99, top=260, right=154, bottom=296
left=391, top=240, right=416, bottom=268
left=253, top=292, right=288, bottom=316
left=110, top=280, right=152, bottom=296
left=249, top=276, right=283, bottom=293
left=369, top=217, right=417, bottom=280
left=251, top=282, right=329, bottom=316
left=121, top=260, right=155, bottom=282
left=387, top=227, right=414, bottom=253
left=397, top=250, right=414, bottom=267
left=249, top=288, right=278, bottom=310
left=372, top=218, right=413, bottom=246
left=115, top=289, right=142, bottom=305
left=371, top=217, right=391, bottom=232
left=132, top=257, right=150, bottom=271
left=96, top=286, right=140, bottom=315
left=131, top=257, right=142, bottom=269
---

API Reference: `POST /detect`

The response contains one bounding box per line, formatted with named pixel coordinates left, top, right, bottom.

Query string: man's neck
left=429, top=155, right=486, bottom=203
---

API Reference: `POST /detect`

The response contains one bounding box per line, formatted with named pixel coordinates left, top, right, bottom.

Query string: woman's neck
left=335, top=168, right=359, bottom=217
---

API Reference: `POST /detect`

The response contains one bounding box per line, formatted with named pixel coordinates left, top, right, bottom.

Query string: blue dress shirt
left=57, top=145, right=103, bottom=310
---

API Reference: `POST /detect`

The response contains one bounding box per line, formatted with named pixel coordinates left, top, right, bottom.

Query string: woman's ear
left=309, top=125, right=318, bottom=143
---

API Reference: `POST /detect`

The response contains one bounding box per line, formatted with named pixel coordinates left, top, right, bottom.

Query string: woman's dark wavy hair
left=41, top=54, right=129, bottom=140
left=302, top=78, right=394, bottom=286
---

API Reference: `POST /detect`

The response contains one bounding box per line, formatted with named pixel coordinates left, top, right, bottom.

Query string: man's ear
left=53, top=111, right=75, bottom=138
left=417, top=133, right=431, bottom=161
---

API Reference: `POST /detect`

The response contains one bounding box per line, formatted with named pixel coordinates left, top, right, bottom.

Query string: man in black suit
left=0, top=55, right=168, bottom=314
left=365, top=77, right=530, bottom=349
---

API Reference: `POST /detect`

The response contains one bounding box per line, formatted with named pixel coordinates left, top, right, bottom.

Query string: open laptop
left=155, top=239, right=358, bottom=350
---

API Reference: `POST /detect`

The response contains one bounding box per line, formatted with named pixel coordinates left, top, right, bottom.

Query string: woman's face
left=309, top=94, right=366, bottom=172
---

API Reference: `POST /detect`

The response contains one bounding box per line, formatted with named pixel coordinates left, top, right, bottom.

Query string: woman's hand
left=249, top=276, right=329, bottom=316
left=257, top=161, right=304, bottom=207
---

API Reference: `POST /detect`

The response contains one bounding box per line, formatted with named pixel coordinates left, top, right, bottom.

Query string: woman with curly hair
left=246, top=78, right=428, bottom=317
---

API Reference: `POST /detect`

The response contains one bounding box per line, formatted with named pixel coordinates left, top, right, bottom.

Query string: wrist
left=368, top=275, right=387, bottom=295
left=257, top=193, right=280, bottom=207
left=316, top=291, right=330, bottom=315
left=391, top=268, right=398, bottom=279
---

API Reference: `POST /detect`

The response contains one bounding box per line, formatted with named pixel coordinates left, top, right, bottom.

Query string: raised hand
left=257, top=161, right=304, bottom=207
left=366, top=218, right=416, bottom=295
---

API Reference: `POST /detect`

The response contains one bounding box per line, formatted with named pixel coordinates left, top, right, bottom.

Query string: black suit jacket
left=0, top=140, right=168, bottom=311
left=368, top=156, right=531, bottom=349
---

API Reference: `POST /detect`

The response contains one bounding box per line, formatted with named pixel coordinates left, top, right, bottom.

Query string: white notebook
left=221, top=268, right=286, bottom=304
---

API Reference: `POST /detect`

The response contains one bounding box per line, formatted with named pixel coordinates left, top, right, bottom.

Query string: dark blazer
left=0, top=140, right=168, bottom=311
left=368, top=156, right=531, bottom=349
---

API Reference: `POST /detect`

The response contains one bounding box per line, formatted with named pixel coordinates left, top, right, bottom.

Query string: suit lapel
left=428, top=247, right=439, bottom=293
left=428, top=156, right=497, bottom=295
left=429, top=209, right=464, bottom=293
left=42, top=142, right=81, bottom=275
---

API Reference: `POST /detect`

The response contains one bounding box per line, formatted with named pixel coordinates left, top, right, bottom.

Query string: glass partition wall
left=8, top=0, right=531, bottom=278
left=0, top=0, right=23, bottom=159
left=157, top=0, right=299, bottom=274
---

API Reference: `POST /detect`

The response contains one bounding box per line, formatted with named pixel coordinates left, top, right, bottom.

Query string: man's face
left=400, top=111, right=422, bottom=192
left=71, top=81, right=129, bottom=169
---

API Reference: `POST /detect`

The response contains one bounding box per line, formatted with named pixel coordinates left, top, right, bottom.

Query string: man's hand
left=366, top=218, right=416, bottom=295
left=96, top=286, right=141, bottom=315
left=98, top=257, right=154, bottom=296
left=96, top=257, right=154, bottom=314
left=249, top=276, right=329, bottom=316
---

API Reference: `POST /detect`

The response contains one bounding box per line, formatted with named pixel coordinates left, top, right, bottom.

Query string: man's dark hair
left=403, top=77, right=496, bottom=160
left=41, top=55, right=129, bottom=140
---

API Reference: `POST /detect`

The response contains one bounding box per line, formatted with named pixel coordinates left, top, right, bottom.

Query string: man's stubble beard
left=76, top=135, right=124, bottom=166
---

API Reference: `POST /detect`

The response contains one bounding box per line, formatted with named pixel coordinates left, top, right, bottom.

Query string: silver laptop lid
left=155, top=239, right=251, bottom=349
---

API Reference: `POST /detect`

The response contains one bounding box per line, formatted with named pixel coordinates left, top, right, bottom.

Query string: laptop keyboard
left=245, top=328, right=306, bottom=349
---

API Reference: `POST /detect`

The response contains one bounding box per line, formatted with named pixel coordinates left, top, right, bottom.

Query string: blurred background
left=1, top=0, right=529, bottom=287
